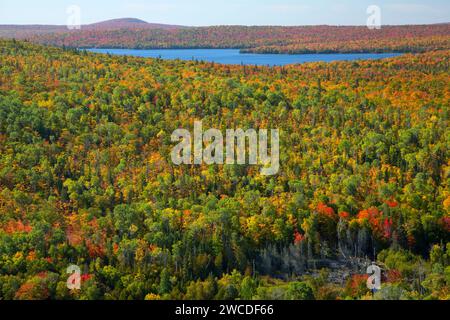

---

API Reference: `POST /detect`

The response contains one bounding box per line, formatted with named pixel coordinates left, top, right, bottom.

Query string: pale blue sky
left=1, top=0, right=449, bottom=26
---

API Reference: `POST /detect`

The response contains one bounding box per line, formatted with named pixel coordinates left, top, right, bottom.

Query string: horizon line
left=1, top=17, right=449, bottom=28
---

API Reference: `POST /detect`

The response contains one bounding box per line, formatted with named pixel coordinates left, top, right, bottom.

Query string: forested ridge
left=2, top=23, right=449, bottom=54
left=0, top=39, right=449, bottom=300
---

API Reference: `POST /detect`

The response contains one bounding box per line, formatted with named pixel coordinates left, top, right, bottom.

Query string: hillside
left=85, top=18, right=184, bottom=30
left=0, top=39, right=448, bottom=300
left=0, top=20, right=449, bottom=53
left=0, top=18, right=184, bottom=39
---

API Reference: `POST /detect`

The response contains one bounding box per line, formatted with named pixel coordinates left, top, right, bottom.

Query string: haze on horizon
left=0, top=0, right=449, bottom=26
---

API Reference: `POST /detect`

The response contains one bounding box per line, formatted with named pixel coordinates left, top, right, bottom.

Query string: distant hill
left=0, top=25, right=67, bottom=39
left=85, top=18, right=184, bottom=30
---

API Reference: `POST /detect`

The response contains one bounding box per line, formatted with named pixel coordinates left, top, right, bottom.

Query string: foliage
left=2, top=24, right=449, bottom=54
left=0, top=39, right=448, bottom=300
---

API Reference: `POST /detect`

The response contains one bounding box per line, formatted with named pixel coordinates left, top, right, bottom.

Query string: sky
left=0, top=0, right=449, bottom=26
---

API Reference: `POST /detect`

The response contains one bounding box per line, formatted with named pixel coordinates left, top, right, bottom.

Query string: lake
left=87, top=49, right=401, bottom=66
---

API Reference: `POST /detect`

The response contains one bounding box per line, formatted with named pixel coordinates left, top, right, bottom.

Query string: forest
left=1, top=22, right=449, bottom=53
left=0, top=38, right=449, bottom=300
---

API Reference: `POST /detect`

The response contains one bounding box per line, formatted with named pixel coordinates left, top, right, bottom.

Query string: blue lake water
left=87, top=48, right=401, bottom=66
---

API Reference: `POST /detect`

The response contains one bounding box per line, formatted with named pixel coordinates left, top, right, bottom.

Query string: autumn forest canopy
left=0, top=21, right=449, bottom=54
left=0, top=19, right=449, bottom=301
